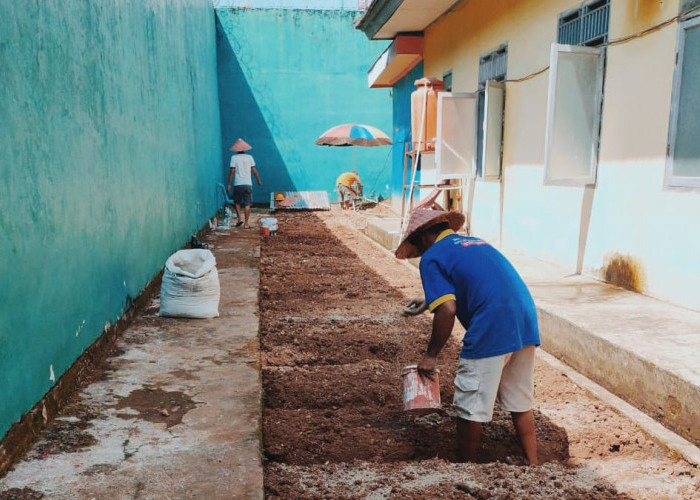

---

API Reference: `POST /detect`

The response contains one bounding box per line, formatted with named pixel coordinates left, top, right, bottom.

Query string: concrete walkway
left=0, top=218, right=264, bottom=499
left=364, top=214, right=700, bottom=464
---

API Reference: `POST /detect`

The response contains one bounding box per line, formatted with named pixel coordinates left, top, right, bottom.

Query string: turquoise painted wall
left=214, top=1, right=359, bottom=8
left=216, top=8, right=392, bottom=202
left=0, top=0, right=222, bottom=439
left=391, top=63, right=424, bottom=207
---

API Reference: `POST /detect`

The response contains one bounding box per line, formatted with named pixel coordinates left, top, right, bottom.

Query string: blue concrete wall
left=390, top=63, right=424, bottom=207
left=216, top=8, right=392, bottom=202
left=0, top=0, right=222, bottom=440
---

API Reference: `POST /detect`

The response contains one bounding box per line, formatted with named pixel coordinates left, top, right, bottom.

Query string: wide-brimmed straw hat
left=230, top=138, right=252, bottom=152
left=395, top=209, right=465, bottom=259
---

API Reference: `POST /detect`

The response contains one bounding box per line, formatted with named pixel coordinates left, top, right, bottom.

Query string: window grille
left=558, top=0, right=610, bottom=47
left=478, top=45, right=507, bottom=87
left=476, top=45, right=507, bottom=180
left=443, top=70, right=453, bottom=92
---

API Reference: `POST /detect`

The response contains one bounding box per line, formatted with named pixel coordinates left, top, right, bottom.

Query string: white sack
left=159, top=249, right=220, bottom=318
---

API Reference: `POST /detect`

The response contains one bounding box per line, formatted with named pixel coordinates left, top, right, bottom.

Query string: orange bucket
left=260, top=226, right=270, bottom=236
left=401, top=365, right=441, bottom=414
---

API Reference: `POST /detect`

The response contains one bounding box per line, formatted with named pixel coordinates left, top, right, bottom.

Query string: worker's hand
left=417, top=354, right=437, bottom=382
left=402, top=297, right=427, bottom=316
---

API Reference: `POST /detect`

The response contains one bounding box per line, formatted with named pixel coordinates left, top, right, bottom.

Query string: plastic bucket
left=260, top=226, right=271, bottom=236
left=401, top=365, right=441, bottom=414
left=260, top=217, right=278, bottom=231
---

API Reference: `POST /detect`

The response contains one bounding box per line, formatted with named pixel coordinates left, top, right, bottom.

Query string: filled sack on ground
left=159, top=249, right=220, bottom=318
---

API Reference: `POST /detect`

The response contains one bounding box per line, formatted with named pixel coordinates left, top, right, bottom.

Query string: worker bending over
left=335, top=171, right=362, bottom=210
left=395, top=209, right=540, bottom=466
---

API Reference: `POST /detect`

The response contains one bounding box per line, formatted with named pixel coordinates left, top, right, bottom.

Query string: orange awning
left=367, top=35, right=423, bottom=88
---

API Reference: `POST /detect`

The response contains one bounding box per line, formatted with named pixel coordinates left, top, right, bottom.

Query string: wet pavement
left=0, top=216, right=264, bottom=500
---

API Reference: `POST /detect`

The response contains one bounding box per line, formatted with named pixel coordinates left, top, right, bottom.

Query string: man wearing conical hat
left=396, top=209, right=541, bottom=466
left=227, top=138, right=262, bottom=229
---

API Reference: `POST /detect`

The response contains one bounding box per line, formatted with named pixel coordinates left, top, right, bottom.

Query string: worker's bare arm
left=227, top=167, right=236, bottom=189
left=417, top=299, right=456, bottom=380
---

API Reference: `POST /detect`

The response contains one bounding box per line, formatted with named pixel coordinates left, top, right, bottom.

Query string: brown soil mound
left=260, top=210, right=699, bottom=499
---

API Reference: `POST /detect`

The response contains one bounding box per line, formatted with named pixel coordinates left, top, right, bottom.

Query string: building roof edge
left=354, top=0, right=404, bottom=39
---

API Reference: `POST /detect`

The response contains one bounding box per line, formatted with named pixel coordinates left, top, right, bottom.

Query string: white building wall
left=583, top=1, right=700, bottom=309
left=422, top=0, right=700, bottom=311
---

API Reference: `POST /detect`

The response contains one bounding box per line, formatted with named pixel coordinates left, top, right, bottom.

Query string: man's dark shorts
left=233, top=185, right=253, bottom=207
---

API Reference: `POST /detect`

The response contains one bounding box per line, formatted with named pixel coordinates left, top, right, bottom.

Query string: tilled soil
left=260, top=209, right=699, bottom=499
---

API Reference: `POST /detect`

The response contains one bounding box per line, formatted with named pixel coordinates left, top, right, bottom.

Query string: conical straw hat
left=230, top=138, right=252, bottom=152
left=395, top=209, right=465, bottom=259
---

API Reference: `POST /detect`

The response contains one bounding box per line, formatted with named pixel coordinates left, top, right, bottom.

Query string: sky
left=212, top=0, right=368, bottom=9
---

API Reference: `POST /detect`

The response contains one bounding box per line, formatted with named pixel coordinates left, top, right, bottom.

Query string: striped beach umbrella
left=314, top=123, right=392, bottom=147
left=315, top=123, right=392, bottom=172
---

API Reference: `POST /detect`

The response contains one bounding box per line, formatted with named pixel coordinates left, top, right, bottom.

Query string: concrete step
left=364, top=215, right=700, bottom=462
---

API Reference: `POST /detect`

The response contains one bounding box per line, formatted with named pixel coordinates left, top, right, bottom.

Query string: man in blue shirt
left=395, top=209, right=540, bottom=466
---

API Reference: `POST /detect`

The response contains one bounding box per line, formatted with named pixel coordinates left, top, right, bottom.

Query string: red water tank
left=411, top=77, right=445, bottom=152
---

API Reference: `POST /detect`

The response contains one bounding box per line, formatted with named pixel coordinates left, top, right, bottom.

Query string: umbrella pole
left=353, top=145, right=356, bottom=172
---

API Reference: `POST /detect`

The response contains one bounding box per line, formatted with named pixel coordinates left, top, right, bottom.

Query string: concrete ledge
left=538, top=350, right=700, bottom=466
left=538, top=307, right=700, bottom=448
left=520, top=261, right=700, bottom=449
left=365, top=216, right=401, bottom=252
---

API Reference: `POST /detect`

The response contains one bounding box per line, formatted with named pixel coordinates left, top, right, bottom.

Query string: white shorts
left=453, top=345, right=536, bottom=422
left=337, top=184, right=354, bottom=202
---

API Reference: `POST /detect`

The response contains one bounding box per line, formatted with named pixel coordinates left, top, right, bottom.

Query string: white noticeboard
left=436, top=92, right=477, bottom=181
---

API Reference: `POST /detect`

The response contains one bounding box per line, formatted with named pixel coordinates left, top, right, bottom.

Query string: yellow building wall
left=423, top=0, right=588, bottom=256
left=420, top=0, right=700, bottom=311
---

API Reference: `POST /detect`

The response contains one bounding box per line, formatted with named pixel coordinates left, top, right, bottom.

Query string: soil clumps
left=260, top=210, right=699, bottom=499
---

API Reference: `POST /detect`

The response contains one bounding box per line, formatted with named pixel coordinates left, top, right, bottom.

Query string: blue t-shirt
left=419, top=231, right=540, bottom=359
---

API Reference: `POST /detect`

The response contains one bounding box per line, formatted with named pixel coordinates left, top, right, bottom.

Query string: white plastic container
left=260, top=217, right=278, bottom=234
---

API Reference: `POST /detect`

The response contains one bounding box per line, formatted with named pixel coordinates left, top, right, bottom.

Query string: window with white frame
left=665, top=15, right=700, bottom=188
left=477, top=45, right=507, bottom=180
left=544, top=0, right=609, bottom=186
left=435, top=92, right=477, bottom=181
left=543, top=44, right=605, bottom=186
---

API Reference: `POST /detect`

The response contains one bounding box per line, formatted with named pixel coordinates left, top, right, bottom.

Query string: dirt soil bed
left=260, top=210, right=699, bottom=499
